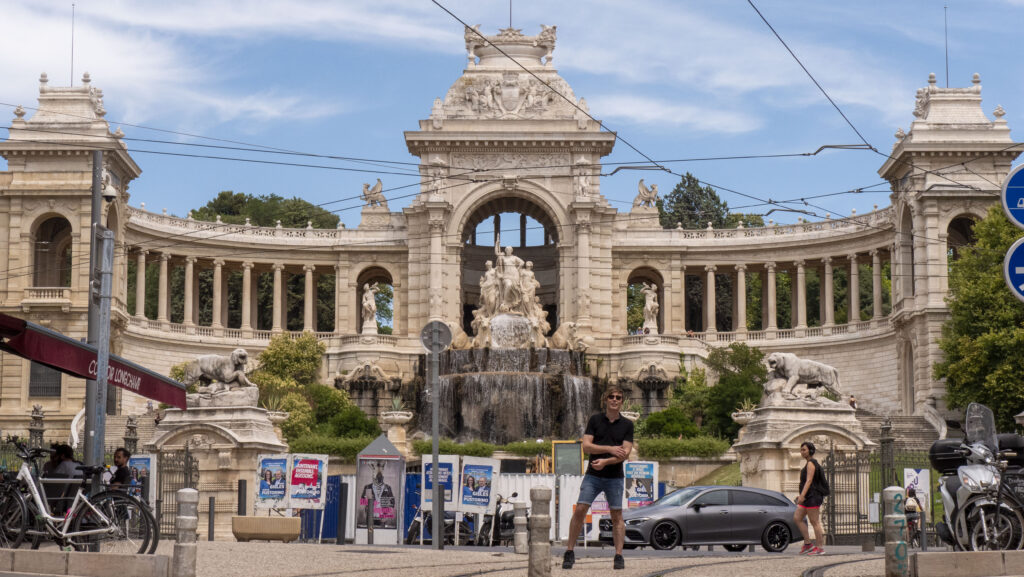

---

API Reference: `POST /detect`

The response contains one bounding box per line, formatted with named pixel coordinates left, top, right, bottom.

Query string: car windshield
left=651, top=487, right=703, bottom=507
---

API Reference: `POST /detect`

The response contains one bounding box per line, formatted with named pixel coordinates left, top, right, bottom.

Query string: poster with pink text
left=288, top=453, right=328, bottom=510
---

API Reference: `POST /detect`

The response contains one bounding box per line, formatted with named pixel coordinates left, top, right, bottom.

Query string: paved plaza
left=150, top=541, right=884, bottom=577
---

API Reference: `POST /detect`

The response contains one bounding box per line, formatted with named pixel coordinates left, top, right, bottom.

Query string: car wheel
left=760, top=521, right=791, bottom=553
left=650, top=520, right=680, bottom=550
left=723, top=544, right=747, bottom=552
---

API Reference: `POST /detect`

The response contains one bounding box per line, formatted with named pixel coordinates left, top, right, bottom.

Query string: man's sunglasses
left=607, top=395, right=623, bottom=401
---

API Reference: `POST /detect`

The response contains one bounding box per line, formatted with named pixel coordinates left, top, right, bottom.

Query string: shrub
left=256, top=333, right=325, bottom=384
left=288, top=435, right=375, bottom=462
left=330, top=405, right=381, bottom=438
left=640, top=407, right=700, bottom=439
left=500, top=441, right=551, bottom=458
left=307, top=384, right=350, bottom=423
left=636, top=436, right=730, bottom=460
left=412, top=439, right=496, bottom=457
left=280, top=391, right=314, bottom=440
left=251, top=371, right=300, bottom=412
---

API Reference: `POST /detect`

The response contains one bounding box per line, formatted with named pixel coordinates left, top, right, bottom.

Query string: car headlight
left=625, top=517, right=650, bottom=526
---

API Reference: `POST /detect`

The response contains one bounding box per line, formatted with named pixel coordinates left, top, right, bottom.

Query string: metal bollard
left=208, top=496, right=215, bottom=541
left=237, top=480, right=247, bottom=516
left=528, top=487, right=551, bottom=577
left=172, top=488, right=199, bottom=577
left=366, top=495, right=375, bottom=545
left=882, top=486, right=909, bottom=577
left=339, top=483, right=348, bottom=544
left=513, top=501, right=528, bottom=554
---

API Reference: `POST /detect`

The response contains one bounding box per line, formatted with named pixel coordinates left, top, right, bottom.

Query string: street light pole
left=84, top=150, right=102, bottom=479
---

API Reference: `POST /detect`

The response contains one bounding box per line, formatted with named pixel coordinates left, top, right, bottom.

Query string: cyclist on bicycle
left=905, top=487, right=924, bottom=546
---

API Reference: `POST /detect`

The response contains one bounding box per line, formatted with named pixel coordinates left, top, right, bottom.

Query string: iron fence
left=158, top=447, right=200, bottom=537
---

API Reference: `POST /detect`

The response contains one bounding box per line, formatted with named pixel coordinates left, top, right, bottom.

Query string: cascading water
left=418, top=342, right=596, bottom=444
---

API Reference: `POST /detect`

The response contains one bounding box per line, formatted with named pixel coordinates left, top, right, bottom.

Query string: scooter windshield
left=964, top=403, right=998, bottom=453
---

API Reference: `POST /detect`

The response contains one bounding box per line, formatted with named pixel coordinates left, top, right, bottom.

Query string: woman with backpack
left=794, top=441, right=828, bottom=555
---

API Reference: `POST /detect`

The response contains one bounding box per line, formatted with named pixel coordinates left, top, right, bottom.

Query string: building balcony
left=21, top=287, right=72, bottom=312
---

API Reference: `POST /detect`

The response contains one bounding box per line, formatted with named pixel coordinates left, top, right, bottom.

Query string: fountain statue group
left=453, top=240, right=586, bottom=351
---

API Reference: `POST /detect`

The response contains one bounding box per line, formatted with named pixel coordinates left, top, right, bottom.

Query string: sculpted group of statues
left=761, top=352, right=845, bottom=408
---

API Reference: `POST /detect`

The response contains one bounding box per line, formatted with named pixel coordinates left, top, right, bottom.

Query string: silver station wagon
left=598, top=485, right=800, bottom=552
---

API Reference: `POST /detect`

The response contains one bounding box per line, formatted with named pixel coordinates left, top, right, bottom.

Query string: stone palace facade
left=0, top=26, right=1018, bottom=437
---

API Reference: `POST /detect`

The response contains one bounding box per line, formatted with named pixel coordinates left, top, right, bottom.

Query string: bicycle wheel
left=69, top=492, right=154, bottom=554
left=0, top=489, right=28, bottom=549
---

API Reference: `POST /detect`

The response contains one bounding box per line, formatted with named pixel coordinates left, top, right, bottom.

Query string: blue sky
left=2, top=0, right=1022, bottom=227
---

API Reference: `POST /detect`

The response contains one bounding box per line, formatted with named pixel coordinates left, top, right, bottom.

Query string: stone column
left=272, top=263, right=284, bottom=333
left=303, top=264, right=316, bottom=332
left=678, top=265, right=687, bottom=332
left=173, top=488, right=199, bottom=577
left=705, top=265, right=717, bottom=334
left=765, top=262, right=777, bottom=335
left=575, top=219, right=591, bottom=327
left=848, top=253, right=860, bottom=326
left=157, top=253, right=171, bottom=324
left=872, top=249, right=883, bottom=319
left=212, top=259, right=224, bottom=329
left=822, top=257, right=834, bottom=327
left=794, top=260, right=807, bottom=330
left=528, top=487, right=552, bottom=577
left=241, top=261, right=253, bottom=334
left=183, top=257, right=196, bottom=327
left=429, top=218, right=444, bottom=321
left=134, top=249, right=148, bottom=318
left=735, top=264, right=747, bottom=333
left=334, top=264, right=344, bottom=334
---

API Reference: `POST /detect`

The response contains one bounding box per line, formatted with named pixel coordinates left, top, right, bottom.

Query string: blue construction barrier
left=299, top=475, right=342, bottom=541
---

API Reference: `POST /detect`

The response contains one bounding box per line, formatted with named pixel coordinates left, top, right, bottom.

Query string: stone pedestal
left=732, top=404, right=874, bottom=498
left=145, top=405, right=287, bottom=541
left=380, top=411, right=413, bottom=457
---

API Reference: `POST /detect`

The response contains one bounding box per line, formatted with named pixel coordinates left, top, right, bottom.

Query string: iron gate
left=158, top=447, right=200, bottom=537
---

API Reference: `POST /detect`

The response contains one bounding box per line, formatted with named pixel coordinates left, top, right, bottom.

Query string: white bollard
left=513, top=501, right=529, bottom=554
left=173, top=488, right=199, bottom=577
left=528, top=487, right=551, bottom=577
left=882, top=486, right=909, bottom=577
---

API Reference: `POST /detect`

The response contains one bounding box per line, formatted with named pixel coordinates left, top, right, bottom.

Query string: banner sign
left=289, top=454, right=328, bottom=510
left=255, top=454, right=290, bottom=510
left=904, top=468, right=930, bottom=511
left=423, top=454, right=459, bottom=507
left=126, top=454, right=157, bottom=510
left=625, top=461, right=658, bottom=508
left=460, top=456, right=499, bottom=513
left=356, top=457, right=402, bottom=529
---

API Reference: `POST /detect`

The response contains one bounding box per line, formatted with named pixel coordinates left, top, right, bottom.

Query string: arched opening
left=32, top=216, right=73, bottom=287
left=460, top=196, right=559, bottom=335
left=356, top=267, right=394, bottom=334
left=947, top=216, right=977, bottom=262
left=626, top=268, right=664, bottom=334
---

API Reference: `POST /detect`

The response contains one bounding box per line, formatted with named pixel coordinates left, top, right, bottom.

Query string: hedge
left=287, top=435, right=376, bottom=462
left=412, top=439, right=496, bottom=457
left=636, top=436, right=731, bottom=460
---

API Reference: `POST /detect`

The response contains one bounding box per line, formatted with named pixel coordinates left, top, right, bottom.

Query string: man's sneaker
left=562, top=550, right=575, bottom=569
left=613, top=554, right=625, bottom=570
left=800, top=543, right=813, bottom=554
left=809, top=546, right=825, bottom=555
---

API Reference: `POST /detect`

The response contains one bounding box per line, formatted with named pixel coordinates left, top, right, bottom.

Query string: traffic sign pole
left=420, top=320, right=451, bottom=550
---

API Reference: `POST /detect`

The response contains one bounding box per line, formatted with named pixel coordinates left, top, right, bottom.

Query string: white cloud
left=588, top=94, right=762, bottom=134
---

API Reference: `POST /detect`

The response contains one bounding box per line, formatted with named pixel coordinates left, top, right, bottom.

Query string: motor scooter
left=405, top=499, right=475, bottom=545
left=475, top=492, right=523, bottom=546
left=931, top=403, right=1024, bottom=551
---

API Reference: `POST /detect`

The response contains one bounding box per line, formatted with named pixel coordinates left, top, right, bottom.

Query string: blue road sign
left=1003, top=237, right=1024, bottom=303
left=1001, top=165, right=1024, bottom=229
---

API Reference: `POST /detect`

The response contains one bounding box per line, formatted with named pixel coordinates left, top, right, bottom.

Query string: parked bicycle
left=0, top=436, right=157, bottom=554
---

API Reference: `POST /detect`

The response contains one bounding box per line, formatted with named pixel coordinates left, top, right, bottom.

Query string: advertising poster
left=289, top=454, right=328, bottom=509
left=255, top=454, right=289, bottom=509
left=422, top=454, right=459, bottom=507
left=904, top=468, right=930, bottom=512
left=356, top=457, right=402, bottom=528
left=126, top=454, right=156, bottom=509
left=625, top=461, right=658, bottom=508
left=460, top=456, right=499, bottom=513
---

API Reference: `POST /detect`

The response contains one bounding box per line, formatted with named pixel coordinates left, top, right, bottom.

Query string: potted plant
left=621, top=403, right=643, bottom=422
left=731, top=398, right=758, bottom=425
left=380, top=396, right=414, bottom=427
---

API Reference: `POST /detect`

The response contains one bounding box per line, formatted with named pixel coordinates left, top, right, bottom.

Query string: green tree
left=657, top=172, right=730, bottom=230
left=935, top=205, right=1024, bottom=430
left=704, top=343, right=767, bottom=438
left=257, top=333, right=325, bottom=384
left=671, top=365, right=710, bottom=428
left=192, top=191, right=339, bottom=229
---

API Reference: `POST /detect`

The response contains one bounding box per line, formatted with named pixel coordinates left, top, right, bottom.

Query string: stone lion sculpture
left=182, top=348, right=254, bottom=390
left=765, top=352, right=841, bottom=399
left=549, top=322, right=589, bottom=352
left=447, top=321, right=473, bottom=350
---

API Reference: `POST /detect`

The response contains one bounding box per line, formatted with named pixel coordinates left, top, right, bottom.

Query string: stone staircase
left=855, top=410, right=942, bottom=451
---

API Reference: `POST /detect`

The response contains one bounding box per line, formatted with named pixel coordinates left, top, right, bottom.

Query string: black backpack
left=813, top=460, right=831, bottom=496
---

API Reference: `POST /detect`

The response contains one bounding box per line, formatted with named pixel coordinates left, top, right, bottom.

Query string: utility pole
left=85, top=150, right=113, bottom=493
left=84, top=151, right=102, bottom=478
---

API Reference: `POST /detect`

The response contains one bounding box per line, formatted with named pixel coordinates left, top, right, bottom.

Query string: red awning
left=0, top=313, right=187, bottom=409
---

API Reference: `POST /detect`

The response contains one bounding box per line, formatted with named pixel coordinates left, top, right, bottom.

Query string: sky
left=1, top=0, right=1022, bottom=228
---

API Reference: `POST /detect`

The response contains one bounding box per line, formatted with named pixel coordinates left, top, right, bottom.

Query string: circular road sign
left=420, top=321, right=452, bottom=353
left=1001, top=164, right=1024, bottom=230
left=1003, top=237, right=1024, bottom=303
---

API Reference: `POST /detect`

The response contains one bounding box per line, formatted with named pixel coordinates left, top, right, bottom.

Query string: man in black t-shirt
left=562, top=385, right=634, bottom=571
left=109, top=447, right=132, bottom=490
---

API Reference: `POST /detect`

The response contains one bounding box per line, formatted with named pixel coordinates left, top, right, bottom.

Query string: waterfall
left=562, top=374, right=594, bottom=439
